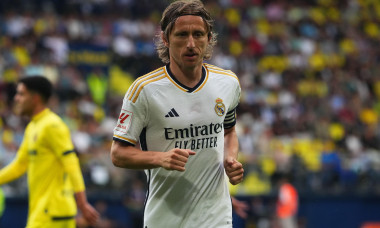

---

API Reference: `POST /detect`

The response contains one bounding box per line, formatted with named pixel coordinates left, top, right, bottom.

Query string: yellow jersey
left=0, top=108, right=85, bottom=227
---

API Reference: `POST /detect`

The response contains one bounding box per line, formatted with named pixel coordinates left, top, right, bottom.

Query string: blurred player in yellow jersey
left=0, top=76, right=99, bottom=228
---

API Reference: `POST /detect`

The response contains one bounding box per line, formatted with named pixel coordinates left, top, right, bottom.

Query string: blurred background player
left=0, top=76, right=99, bottom=228
left=275, top=172, right=299, bottom=228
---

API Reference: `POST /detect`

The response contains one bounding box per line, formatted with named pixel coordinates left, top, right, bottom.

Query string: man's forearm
left=110, top=141, right=161, bottom=169
left=224, top=126, right=239, bottom=159
left=75, top=191, right=89, bottom=211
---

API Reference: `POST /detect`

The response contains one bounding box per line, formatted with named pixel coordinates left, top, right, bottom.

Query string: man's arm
left=224, top=126, right=239, bottom=160
left=0, top=141, right=28, bottom=185
left=110, top=140, right=195, bottom=171
left=224, top=126, right=244, bottom=185
left=61, top=153, right=99, bottom=226
left=75, top=191, right=99, bottom=226
left=0, top=159, right=27, bottom=185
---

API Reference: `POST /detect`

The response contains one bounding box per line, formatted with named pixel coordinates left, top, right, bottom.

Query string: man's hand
left=231, top=197, right=249, bottom=219
left=79, top=202, right=99, bottom=226
left=160, top=148, right=196, bottom=171
left=224, top=157, right=244, bottom=185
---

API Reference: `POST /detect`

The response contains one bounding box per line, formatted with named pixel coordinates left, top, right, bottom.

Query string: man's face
left=166, top=15, right=210, bottom=70
left=14, top=83, right=35, bottom=117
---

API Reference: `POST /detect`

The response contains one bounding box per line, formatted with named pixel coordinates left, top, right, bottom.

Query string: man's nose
left=187, top=35, right=195, bottom=48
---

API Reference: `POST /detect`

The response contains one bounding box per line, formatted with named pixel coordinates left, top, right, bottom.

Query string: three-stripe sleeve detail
left=127, top=68, right=166, bottom=103
left=224, top=108, right=237, bottom=129
left=204, top=63, right=240, bottom=85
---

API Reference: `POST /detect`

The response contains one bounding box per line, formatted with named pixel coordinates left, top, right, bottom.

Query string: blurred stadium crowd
left=1, top=0, right=380, bottom=225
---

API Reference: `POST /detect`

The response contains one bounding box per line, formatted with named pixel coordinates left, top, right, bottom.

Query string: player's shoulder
left=135, top=67, right=167, bottom=83
left=125, top=67, right=167, bottom=103
left=40, top=110, right=69, bottom=132
left=204, top=63, right=239, bottom=82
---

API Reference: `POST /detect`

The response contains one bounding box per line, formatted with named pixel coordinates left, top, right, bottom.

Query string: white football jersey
left=113, top=63, right=241, bottom=228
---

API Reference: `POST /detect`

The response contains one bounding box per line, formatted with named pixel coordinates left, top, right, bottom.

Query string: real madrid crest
left=214, top=98, right=225, bottom=116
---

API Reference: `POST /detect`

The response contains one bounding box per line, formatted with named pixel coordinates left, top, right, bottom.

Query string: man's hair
left=155, top=0, right=217, bottom=64
left=19, top=76, right=53, bottom=103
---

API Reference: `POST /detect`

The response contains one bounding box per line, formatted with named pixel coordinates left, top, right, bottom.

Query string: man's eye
left=194, top=32, right=204, bottom=37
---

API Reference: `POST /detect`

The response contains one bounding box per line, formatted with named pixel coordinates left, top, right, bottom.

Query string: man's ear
left=161, top=32, right=169, bottom=47
left=31, top=92, right=43, bottom=105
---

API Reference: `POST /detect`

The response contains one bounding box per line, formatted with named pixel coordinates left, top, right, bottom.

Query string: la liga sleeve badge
left=115, top=109, right=133, bottom=133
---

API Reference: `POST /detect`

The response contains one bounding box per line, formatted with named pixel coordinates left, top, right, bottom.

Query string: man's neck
left=169, top=63, right=203, bottom=88
left=31, top=105, right=46, bottom=118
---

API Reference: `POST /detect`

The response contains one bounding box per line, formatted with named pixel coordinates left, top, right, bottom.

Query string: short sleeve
left=230, top=78, right=241, bottom=112
left=43, top=121, right=85, bottom=192
left=113, top=89, right=148, bottom=145
left=224, top=77, right=241, bottom=129
left=45, top=122, right=75, bottom=156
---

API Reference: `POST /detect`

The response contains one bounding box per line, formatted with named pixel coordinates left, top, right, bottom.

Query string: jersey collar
left=165, top=64, right=208, bottom=93
left=31, top=108, right=50, bottom=122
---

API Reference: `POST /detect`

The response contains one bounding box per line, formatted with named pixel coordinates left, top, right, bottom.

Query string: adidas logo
left=165, top=108, right=179, bottom=117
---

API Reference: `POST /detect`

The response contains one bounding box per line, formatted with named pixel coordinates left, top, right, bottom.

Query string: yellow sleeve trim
left=204, top=63, right=239, bottom=81
left=208, top=69, right=239, bottom=81
left=131, top=75, right=166, bottom=103
left=126, top=67, right=163, bottom=96
left=127, top=68, right=165, bottom=102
